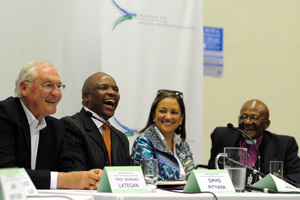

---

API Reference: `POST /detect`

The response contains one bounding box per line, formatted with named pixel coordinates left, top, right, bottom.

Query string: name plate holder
left=0, top=168, right=38, bottom=200
left=253, top=173, right=300, bottom=192
left=183, top=169, right=236, bottom=193
left=97, top=166, right=147, bottom=193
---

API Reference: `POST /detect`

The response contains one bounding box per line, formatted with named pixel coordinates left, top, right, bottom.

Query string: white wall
left=203, top=0, right=300, bottom=163
left=0, top=0, right=103, bottom=115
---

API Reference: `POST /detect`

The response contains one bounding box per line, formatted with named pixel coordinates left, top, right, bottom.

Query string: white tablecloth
left=38, top=189, right=300, bottom=200
left=27, top=193, right=93, bottom=200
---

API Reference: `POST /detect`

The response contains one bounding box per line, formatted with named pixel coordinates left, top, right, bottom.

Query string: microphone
left=227, top=123, right=261, bottom=173
left=85, top=111, right=111, bottom=129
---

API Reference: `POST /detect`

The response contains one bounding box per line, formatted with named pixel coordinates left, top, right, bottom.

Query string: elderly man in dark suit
left=0, top=60, right=102, bottom=189
left=61, top=72, right=130, bottom=170
left=208, top=99, right=300, bottom=185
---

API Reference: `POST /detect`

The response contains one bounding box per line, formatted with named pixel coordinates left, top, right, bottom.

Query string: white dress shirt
left=20, top=99, right=58, bottom=189
left=83, top=106, right=110, bottom=135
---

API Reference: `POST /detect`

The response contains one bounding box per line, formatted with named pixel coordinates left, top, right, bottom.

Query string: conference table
left=38, top=189, right=300, bottom=200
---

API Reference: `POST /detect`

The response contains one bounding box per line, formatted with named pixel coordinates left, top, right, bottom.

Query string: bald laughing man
left=61, top=72, right=131, bottom=171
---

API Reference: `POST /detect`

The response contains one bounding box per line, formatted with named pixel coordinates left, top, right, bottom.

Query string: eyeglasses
left=238, top=115, right=268, bottom=122
left=157, top=89, right=183, bottom=99
left=25, top=80, right=66, bottom=92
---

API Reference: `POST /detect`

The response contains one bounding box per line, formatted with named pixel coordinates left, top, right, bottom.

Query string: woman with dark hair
left=131, top=90, right=194, bottom=181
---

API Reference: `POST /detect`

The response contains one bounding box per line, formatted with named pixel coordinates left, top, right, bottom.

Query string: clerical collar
left=243, top=133, right=263, bottom=145
left=245, top=139, right=256, bottom=144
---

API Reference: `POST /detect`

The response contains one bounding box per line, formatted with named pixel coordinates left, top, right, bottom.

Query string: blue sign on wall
left=204, top=27, right=223, bottom=51
left=204, top=26, right=224, bottom=77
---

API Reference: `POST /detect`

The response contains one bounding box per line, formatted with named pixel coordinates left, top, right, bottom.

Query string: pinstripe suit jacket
left=61, top=108, right=131, bottom=170
left=0, top=97, right=75, bottom=189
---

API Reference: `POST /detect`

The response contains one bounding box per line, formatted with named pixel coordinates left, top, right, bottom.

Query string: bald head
left=238, top=99, right=270, bottom=139
left=81, top=72, right=120, bottom=120
left=240, top=99, right=269, bottom=120
left=82, top=72, right=108, bottom=96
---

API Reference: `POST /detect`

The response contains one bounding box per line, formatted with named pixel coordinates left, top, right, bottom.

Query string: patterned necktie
left=103, top=122, right=111, bottom=166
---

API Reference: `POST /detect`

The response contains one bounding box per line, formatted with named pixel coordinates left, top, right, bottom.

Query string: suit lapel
left=20, top=116, right=31, bottom=155
left=261, top=132, right=278, bottom=172
left=15, top=98, right=31, bottom=159
left=79, top=109, right=107, bottom=151
left=110, top=127, right=124, bottom=165
left=224, top=129, right=241, bottom=148
left=144, top=125, right=172, bottom=155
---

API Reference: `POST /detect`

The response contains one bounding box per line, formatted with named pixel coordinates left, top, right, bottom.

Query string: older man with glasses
left=0, top=60, right=102, bottom=189
left=208, top=99, right=300, bottom=186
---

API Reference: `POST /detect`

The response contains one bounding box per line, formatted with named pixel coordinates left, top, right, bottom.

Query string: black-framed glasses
left=238, top=115, right=268, bottom=122
left=25, top=80, right=66, bottom=92
left=157, top=89, right=183, bottom=99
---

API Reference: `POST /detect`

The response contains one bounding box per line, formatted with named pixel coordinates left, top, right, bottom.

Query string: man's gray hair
left=14, top=60, right=55, bottom=97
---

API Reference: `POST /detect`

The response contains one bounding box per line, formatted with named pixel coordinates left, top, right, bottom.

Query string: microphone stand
left=227, top=123, right=261, bottom=181
left=215, top=153, right=265, bottom=178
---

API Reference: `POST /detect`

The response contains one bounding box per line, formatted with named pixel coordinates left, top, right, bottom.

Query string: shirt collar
left=154, top=125, right=182, bottom=146
left=83, top=106, right=109, bottom=128
left=19, top=99, right=46, bottom=131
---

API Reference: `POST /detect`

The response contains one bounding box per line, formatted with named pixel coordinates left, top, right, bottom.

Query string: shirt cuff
left=50, top=172, right=58, bottom=189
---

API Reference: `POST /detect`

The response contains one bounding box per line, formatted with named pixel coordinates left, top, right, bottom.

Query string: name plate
left=183, top=169, right=236, bottom=193
left=253, top=173, right=300, bottom=192
left=0, top=168, right=38, bottom=200
left=97, top=166, right=147, bottom=193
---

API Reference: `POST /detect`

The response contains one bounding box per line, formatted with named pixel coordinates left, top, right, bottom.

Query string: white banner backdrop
left=99, top=0, right=204, bottom=165
left=0, top=0, right=204, bottom=165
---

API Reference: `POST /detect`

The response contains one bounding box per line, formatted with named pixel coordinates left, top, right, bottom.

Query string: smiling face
left=153, top=97, right=184, bottom=136
left=238, top=100, right=270, bottom=139
left=20, top=64, right=62, bottom=120
left=83, top=73, right=120, bottom=121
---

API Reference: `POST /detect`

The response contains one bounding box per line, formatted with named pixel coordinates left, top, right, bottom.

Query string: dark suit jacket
left=60, top=108, right=131, bottom=170
left=0, top=97, right=75, bottom=189
left=208, top=127, right=300, bottom=184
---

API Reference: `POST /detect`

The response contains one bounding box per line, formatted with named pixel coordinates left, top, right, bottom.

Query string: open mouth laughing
left=103, top=99, right=117, bottom=109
